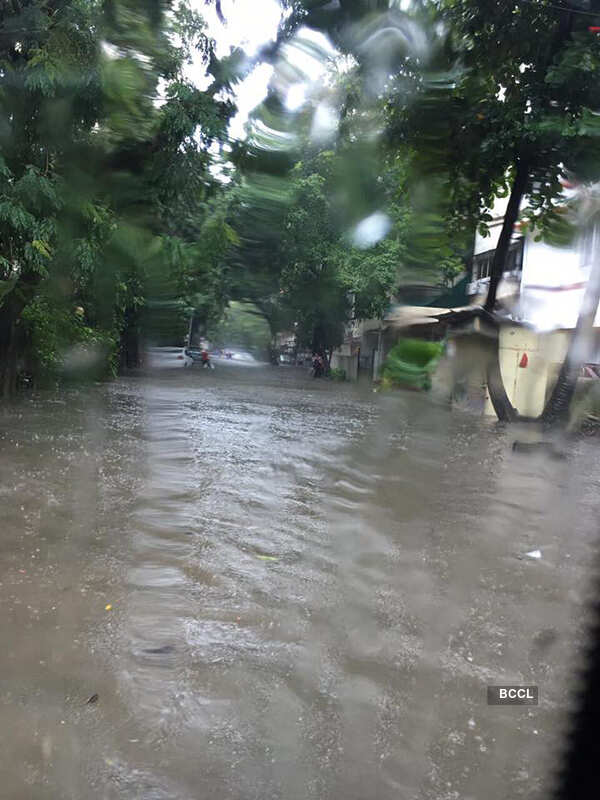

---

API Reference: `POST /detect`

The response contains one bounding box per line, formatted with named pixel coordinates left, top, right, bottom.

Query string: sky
left=191, top=0, right=283, bottom=140
left=187, top=1, right=389, bottom=243
left=189, top=0, right=341, bottom=142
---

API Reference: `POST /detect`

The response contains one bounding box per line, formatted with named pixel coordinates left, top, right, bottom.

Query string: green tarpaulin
left=381, top=338, right=444, bottom=391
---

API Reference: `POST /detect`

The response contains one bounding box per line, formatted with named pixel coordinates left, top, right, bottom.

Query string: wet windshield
left=2, top=2, right=600, bottom=798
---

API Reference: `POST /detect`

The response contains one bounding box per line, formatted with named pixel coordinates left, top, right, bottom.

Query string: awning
left=383, top=305, right=472, bottom=327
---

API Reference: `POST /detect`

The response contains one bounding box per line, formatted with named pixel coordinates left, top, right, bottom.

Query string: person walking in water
left=201, top=349, right=212, bottom=369
left=312, top=353, right=324, bottom=378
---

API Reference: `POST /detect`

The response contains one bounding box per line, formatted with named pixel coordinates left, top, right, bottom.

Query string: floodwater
left=1, top=360, right=599, bottom=800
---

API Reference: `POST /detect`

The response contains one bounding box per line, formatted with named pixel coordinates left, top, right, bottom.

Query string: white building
left=469, top=193, right=600, bottom=332
left=464, top=191, right=600, bottom=417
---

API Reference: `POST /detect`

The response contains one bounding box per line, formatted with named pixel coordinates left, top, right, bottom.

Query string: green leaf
left=578, top=109, right=600, bottom=137
left=31, top=239, right=52, bottom=259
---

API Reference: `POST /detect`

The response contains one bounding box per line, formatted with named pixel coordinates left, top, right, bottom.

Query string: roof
left=394, top=276, right=470, bottom=309
left=425, top=276, right=470, bottom=308
left=383, top=304, right=473, bottom=328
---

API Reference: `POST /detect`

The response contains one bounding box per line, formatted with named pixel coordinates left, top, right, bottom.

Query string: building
left=333, top=186, right=600, bottom=421
left=456, top=192, right=600, bottom=417
left=330, top=280, right=470, bottom=381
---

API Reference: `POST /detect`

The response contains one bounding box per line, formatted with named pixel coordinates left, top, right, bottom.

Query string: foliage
left=278, top=161, right=347, bottom=353
left=7, top=0, right=600, bottom=413
left=0, top=0, right=237, bottom=393
left=329, top=366, right=346, bottom=381
left=281, top=0, right=600, bottom=419
left=287, top=0, right=600, bottom=304
left=228, top=10, right=473, bottom=354
left=21, top=295, right=118, bottom=383
left=232, top=132, right=439, bottom=355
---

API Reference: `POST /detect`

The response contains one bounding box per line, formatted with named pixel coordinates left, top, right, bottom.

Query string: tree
left=277, top=159, right=348, bottom=356
left=374, top=0, right=600, bottom=419
left=445, top=0, right=600, bottom=420
left=228, top=64, right=453, bottom=352
left=0, top=1, right=237, bottom=391
left=97, top=0, right=237, bottom=357
left=264, top=142, right=415, bottom=358
left=0, top=0, right=107, bottom=393
left=430, top=0, right=599, bottom=300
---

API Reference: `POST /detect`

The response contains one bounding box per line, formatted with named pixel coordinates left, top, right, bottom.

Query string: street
left=1, top=362, right=598, bottom=799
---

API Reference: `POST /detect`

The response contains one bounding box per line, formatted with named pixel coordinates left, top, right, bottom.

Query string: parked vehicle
left=230, top=350, right=256, bottom=362
left=184, top=347, right=202, bottom=363
left=146, top=346, right=192, bottom=368
left=185, top=347, right=215, bottom=368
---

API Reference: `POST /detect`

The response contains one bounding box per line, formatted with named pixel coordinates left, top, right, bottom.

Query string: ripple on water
left=2, top=369, right=599, bottom=800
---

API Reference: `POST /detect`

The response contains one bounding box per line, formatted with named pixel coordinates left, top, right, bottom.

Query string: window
left=471, top=238, right=524, bottom=281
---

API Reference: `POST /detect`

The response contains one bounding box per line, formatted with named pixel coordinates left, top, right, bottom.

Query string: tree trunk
left=484, top=155, right=529, bottom=312
left=541, top=221, right=600, bottom=427
left=120, top=307, right=142, bottom=369
left=0, top=271, right=44, bottom=398
left=480, top=155, right=530, bottom=421
left=0, top=310, right=18, bottom=398
left=485, top=341, right=518, bottom=422
left=189, top=314, right=202, bottom=348
left=0, top=292, right=28, bottom=399
left=311, top=324, right=322, bottom=356
left=480, top=5, right=573, bottom=421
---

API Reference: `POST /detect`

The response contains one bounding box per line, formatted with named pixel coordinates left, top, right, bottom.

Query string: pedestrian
left=312, top=353, right=323, bottom=378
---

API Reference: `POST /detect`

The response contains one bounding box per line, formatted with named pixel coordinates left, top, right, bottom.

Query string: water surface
left=1, top=363, right=598, bottom=799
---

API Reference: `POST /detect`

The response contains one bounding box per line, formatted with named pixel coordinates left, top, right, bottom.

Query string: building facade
left=461, top=193, right=600, bottom=417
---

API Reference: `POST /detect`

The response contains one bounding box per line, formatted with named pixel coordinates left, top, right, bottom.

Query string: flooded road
left=1, top=362, right=599, bottom=799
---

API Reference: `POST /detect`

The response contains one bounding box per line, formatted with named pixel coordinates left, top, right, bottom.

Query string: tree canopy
left=4, top=0, right=600, bottom=410
left=0, top=0, right=237, bottom=391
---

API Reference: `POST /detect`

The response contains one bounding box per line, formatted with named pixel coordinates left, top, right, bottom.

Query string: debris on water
left=525, top=549, right=542, bottom=560
left=256, top=555, right=279, bottom=561
left=86, top=693, right=99, bottom=705
left=104, top=603, right=112, bottom=611
left=142, top=645, right=175, bottom=654
left=467, top=718, right=476, bottom=729
left=512, top=440, right=566, bottom=459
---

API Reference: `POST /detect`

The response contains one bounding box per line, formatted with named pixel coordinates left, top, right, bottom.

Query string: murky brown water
left=1, top=361, right=599, bottom=799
